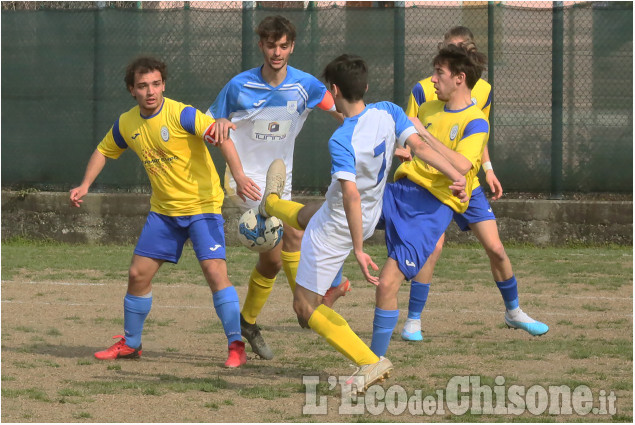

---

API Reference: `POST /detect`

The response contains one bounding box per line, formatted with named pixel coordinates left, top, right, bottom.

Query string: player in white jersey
left=206, top=16, right=343, bottom=360
left=259, top=54, right=468, bottom=395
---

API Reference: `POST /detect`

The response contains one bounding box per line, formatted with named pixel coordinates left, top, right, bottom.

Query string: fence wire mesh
left=1, top=1, right=632, bottom=193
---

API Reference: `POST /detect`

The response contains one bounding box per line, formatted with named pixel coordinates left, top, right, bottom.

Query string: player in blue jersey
left=70, top=56, right=258, bottom=367
left=207, top=16, right=346, bottom=360
left=258, top=54, right=468, bottom=395
left=370, top=43, right=500, bottom=359
left=399, top=27, right=548, bottom=341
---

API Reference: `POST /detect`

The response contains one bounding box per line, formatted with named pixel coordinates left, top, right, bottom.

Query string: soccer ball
left=237, top=207, right=283, bottom=253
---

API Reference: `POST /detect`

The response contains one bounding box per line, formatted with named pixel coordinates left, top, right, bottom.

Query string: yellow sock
left=308, top=304, right=380, bottom=366
left=281, top=250, right=300, bottom=293
left=266, top=194, right=304, bottom=230
left=241, top=268, right=276, bottom=324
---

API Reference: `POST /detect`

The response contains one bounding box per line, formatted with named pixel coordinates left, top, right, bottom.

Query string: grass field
left=1, top=239, right=632, bottom=422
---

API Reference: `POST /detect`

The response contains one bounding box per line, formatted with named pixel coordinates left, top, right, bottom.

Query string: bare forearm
left=219, top=138, right=246, bottom=179
left=409, top=117, right=472, bottom=174
left=80, top=149, right=107, bottom=189
left=341, top=181, right=364, bottom=253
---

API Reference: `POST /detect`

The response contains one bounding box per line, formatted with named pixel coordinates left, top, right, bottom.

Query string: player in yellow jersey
left=70, top=57, right=258, bottom=367
left=370, top=43, right=491, bottom=360
left=399, top=27, right=548, bottom=340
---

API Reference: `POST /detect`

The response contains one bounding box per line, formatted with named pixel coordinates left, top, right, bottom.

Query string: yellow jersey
left=405, top=77, right=492, bottom=119
left=395, top=100, right=489, bottom=213
left=97, top=97, right=223, bottom=216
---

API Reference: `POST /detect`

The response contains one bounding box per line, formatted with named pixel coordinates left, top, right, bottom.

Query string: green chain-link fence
left=2, top=1, right=632, bottom=194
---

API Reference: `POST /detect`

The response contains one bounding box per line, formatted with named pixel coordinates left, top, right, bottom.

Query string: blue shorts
left=380, top=179, right=454, bottom=281
left=453, top=186, right=497, bottom=231
left=134, top=212, right=226, bottom=263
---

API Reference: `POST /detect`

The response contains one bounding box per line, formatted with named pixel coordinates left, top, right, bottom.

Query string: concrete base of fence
left=1, top=191, right=632, bottom=246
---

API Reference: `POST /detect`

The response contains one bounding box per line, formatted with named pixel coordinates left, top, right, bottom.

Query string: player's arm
left=69, top=149, right=108, bottom=207
left=217, top=137, right=261, bottom=202
left=481, top=145, right=503, bottom=200
left=317, top=91, right=344, bottom=124
left=206, top=82, right=238, bottom=144
left=340, top=179, right=379, bottom=285
left=409, top=116, right=472, bottom=175
left=405, top=134, right=468, bottom=202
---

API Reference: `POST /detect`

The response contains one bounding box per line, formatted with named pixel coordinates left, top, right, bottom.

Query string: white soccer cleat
left=259, top=159, right=286, bottom=217
left=343, top=356, right=393, bottom=398
left=505, top=308, right=549, bottom=336
left=401, top=318, right=423, bottom=341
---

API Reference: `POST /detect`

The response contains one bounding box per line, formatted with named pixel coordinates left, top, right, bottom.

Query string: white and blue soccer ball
left=237, top=207, right=283, bottom=253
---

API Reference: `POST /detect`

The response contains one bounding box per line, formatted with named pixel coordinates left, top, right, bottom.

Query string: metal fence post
left=487, top=0, right=495, bottom=158
left=393, top=1, right=405, bottom=107
left=242, top=1, right=255, bottom=72
left=551, top=1, right=564, bottom=199
left=92, top=2, right=106, bottom=144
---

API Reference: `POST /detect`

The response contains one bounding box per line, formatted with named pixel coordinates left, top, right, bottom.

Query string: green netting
left=1, top=2, right=632, bottom=193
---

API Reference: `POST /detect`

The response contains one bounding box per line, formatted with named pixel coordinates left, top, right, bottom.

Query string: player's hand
left=354, top=250, right=379, bottom=286
left=234, top=174, right=261, bottom=202
left=449, top=176, right=469, bottom=203
left=485, top=170, right=503, bottom=200
left=213, top=118, right=236, bottom=144
left=394, top=146, right=412, bottom=162
left=69, top=185, right=88, bottom=208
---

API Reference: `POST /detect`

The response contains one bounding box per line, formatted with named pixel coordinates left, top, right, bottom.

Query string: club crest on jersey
left=160, top=126, right=170, bottom=142
left=287, top=100, right=297, bottom=114
left=450, top=124, right=459, bottom=141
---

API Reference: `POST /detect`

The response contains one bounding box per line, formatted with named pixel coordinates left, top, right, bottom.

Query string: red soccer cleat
left=224, top=340, right=247, bottom=368
left=94, top=335, right=142, bottom=360
left=322, top=279, right=351, bottom=308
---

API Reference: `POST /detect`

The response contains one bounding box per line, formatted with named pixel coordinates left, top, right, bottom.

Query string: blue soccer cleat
left=504, top=308, right=549, bottom=336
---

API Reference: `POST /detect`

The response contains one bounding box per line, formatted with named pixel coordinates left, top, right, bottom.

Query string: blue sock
left=329, top=267, right=344, bottom=288
left=123, top=292, right=152, bottom=349
left=212, top=286, right=242, bottom=345
left=496, top=276, right=519, bottom=310
left=407, top=281, right=430, bottom=320
left=370, top=307, right=399, bottom=357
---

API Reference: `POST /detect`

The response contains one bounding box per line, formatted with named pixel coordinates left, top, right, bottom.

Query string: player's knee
left=486, top=242, right=508, bottom=263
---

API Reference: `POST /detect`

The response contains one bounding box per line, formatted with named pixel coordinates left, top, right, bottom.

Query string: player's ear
left=128, top=85, right=135, bottom=98
left=365, top=84, right=369, bottom=93
left=289, top=41, right=295, bottom=55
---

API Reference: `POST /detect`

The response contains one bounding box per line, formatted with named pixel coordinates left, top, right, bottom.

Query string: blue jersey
left=207, top=65, right=330, bottom=186
left=310, top=102, right=417, bottom=247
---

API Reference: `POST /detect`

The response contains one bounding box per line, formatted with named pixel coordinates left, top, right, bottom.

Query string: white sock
left=403, top=318, right=421, bottom=333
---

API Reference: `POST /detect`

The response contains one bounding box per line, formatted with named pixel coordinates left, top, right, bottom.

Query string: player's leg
left=401, top=234, right=444, bottom=341
left=95, top=212, right=185, bottom=360
left=190, top=214, right=246, bottom=367
left=239, top=244, right=281, bottom=360
left=469, top=220, right=549, bottom=336
left=371, top=258, right=405, bottom=356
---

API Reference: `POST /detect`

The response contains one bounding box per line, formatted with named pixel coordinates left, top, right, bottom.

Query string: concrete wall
left=1, top=191, right=632, bottom=246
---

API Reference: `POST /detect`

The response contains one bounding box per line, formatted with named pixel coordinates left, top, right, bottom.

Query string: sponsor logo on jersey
left=253, top=99, right=266, bottom=107
left=253, top=120, right=291, bottom=141
left=209, top=244, right=222, bottom=251
left=424, top=122, right=432, bottom=129
left=449, top=124, right=459, bottom=141
left=132, top=133, right=141, bottom=140
left=405, top=260, right=416, bottom=267
left=160, top=126, right=170, bottom=142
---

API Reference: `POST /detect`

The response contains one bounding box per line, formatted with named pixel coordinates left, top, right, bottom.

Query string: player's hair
left=433, top=43, right=486, bottom=90
left=322, top=54, right=368, bottom=101
left=438, top=26, right=475, bottom=50
left=256, top=15, right=296, bottom=43
left=124, top=56, right=167, bottom=88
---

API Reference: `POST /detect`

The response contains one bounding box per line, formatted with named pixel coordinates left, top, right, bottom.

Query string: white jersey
left=207, top=65, right=331, bottom=204
left=308, top=101, right=418, bottom=249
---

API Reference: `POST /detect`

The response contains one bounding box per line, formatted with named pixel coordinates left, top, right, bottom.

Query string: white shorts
left=295, top=217, right=352, bottom=296
left=224, top=167, right=293, bottom=212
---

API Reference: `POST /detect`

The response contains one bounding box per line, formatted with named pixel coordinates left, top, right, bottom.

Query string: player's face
left=445, top=36, right=466, bottom=46
left=259, top=35, right=294, bottom=72
left=430, top=62, right=457, bottom=102
left=129, top=70, right=165, bottom=116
